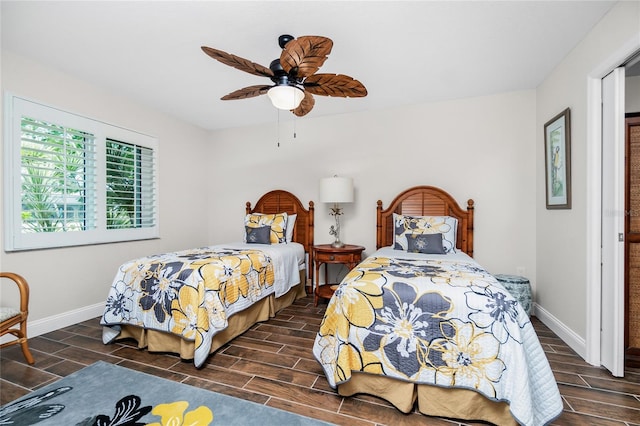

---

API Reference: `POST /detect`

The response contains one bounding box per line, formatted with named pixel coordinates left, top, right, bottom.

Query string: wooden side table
left=313, top=244, right=365, bottom=306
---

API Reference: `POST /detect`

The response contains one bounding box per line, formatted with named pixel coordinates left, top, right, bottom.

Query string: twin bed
left=100, top=186, right=561, bottom=425
left=100, top=190, right=313, bottom=368
left=312, top=185, right=562, bottom=426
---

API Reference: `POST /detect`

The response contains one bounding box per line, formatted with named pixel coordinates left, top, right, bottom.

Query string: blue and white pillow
left=406, top=232, right=446, bottom=254
left=245, top=225, right=272, bottom=244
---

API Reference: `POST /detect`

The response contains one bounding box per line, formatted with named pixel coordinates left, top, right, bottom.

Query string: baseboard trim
left=534, top=302, right=588, bottom=361
left=28, top=303, right=105, bottom=340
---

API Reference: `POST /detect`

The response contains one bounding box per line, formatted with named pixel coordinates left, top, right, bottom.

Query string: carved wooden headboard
left=246, top=190, right=315, bottom=255
left=376, top=186, right=475, bottom=257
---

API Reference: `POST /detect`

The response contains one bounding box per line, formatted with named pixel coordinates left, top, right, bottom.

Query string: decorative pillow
left=406, top=233, right=446, bottom=254
left=244, top=213, right=288, bottom=244
left=286, top=214, right=297, bottom=242
left=245, top=225, right=271, bottom=244
left=393, top=213, right=457, bottom=253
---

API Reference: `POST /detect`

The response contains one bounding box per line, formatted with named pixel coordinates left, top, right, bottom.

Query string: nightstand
left=313, top=244, right=365, bottom=306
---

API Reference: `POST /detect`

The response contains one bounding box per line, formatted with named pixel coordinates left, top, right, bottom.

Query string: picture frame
left=544, top=108, right=571, bottom=209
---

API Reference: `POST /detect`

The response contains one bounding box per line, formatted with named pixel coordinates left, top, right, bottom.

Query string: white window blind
left=4, top=94, right=159, bottom=251
left=105, top=139, right=156, bottom=230
left=20, top=116, right=98, bottom=233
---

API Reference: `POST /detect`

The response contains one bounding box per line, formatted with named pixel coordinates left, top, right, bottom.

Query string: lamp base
left=331, top=241, right=345, bottom=248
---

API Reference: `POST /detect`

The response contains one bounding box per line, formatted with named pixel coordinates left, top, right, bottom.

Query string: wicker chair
left=0, top=272, right=35, bottom=364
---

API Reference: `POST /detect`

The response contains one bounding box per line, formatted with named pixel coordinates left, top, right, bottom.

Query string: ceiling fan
left=201, top=34, right=367, bottom=117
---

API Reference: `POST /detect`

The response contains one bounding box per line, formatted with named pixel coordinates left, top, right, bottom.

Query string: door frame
left=600, top=67, right=625, bottom=377
left=586, top=36, right=640, bottom=369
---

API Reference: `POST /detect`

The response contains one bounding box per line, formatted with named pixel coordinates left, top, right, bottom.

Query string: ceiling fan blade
left=303, top=74, right=368, bottom=98
left=280, top=36, right=333, bottom=78
left=221, top=85, right=272, bottom=100
left=292, top=92, right=315, bottom=117
left=201, top=46, right=274, bottom=78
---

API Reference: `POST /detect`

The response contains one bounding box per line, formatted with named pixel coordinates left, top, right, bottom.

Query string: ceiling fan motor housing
left=269, top=58, right=299, bottom=87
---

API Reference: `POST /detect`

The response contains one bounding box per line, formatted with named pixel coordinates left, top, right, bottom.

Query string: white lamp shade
left=319, top=176, right=354, bottom=203
left=267, top=85, right=304, bottom=110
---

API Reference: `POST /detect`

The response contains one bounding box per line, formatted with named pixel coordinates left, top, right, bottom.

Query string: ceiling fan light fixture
left=267, top=85, right=304, bottom=110
left=202, top=34, right=367, bottom=117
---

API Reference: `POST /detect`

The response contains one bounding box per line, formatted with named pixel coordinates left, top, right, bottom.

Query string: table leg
left=314, top=261, right=321, bottom=306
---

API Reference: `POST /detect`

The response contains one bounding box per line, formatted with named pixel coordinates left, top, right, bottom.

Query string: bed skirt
left=338, top=372, right=516, bottom=425
left=113, top=274, right=307, bottom=363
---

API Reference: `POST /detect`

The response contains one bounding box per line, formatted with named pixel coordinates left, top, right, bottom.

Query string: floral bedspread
left=313, top=253, right=562, bottom=426
left=101, top=246, right=279, bottom=367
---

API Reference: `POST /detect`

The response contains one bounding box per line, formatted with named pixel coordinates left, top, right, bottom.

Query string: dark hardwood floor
left=1, top=295, right=639, bottom=425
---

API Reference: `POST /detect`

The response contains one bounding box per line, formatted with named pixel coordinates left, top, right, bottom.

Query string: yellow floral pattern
left=313, top=255, right=537, bottom=409
left=148, top=401, right=213, bottom=426
left=245, top=213, right=288, bottom=244
left=431, top=319, right=506, bottom=397
left=102, top=247, right=275, bottom=367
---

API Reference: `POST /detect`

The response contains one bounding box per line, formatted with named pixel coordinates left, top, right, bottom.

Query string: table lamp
left=319, top=176, right=354, bottom=248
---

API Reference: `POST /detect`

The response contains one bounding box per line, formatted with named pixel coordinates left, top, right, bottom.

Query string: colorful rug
left=0, top=361, right=331, bottom=425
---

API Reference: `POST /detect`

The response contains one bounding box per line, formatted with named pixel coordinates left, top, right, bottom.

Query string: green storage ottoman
left=494, top=274, right=532, bottom=317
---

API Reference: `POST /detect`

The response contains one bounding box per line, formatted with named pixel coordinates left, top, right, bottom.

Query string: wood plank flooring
left=1, top=295, right=639, bottom=425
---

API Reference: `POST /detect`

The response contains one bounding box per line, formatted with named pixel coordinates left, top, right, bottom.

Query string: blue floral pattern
left=362, top=281, right=452, bottom=379
left=466, top=284, right=523, bottom=344
left=101, top=246, right=276, bottom=367
left=314, top=254, right=561, bottom=425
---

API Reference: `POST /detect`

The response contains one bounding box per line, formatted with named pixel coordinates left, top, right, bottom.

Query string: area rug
left=0, top=361, right=332, bottom=425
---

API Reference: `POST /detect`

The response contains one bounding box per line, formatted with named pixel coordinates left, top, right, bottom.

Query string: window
left=105, top=139, right=155, bottom=230
left=20, top=116, right=97, bottom=234
left=4, top=94, right=159, bottom=251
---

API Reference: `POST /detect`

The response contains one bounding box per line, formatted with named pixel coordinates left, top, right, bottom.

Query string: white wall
left=0, top=51, right=211, bottom=333
left=536, top=1, right=640, bottom=351
left=207, top=91, right=538, bottom=283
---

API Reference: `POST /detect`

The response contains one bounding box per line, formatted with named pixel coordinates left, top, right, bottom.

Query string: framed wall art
left=544, top=107, right=571, bottom=209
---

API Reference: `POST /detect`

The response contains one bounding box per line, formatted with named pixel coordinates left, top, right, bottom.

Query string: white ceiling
left=1, top=1, right=617, bottom=131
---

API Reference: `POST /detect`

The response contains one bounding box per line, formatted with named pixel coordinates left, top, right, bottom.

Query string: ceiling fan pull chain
left=276, top=109, right=281, bottom=147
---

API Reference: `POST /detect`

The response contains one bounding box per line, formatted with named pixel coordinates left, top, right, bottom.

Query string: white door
left=601, top=67, right=625, bottom=377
